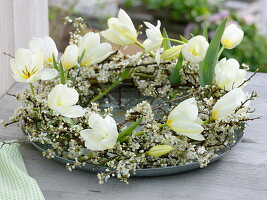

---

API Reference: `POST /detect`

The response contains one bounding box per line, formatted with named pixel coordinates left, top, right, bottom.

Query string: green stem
left=158, top=123, right=167, bottom=128
left=163, top=38, right=185, bottom=44
left=29, top=83, right=35, bottom=96
left=135, top=41, right=155, bottom=58
left=203, top=117, right=215, bottom=124
left=134, top=131, right=144, bottom=136
left=218, top=46, right=224, bottom=59
left=59, top=62, right=66, bottom=84
left=65, top=69, right=69, bottom=81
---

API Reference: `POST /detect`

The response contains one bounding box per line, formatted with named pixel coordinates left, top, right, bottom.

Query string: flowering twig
left=238, top=67, right=262, bottom=88
left=0, top=140, right=29, bottom=150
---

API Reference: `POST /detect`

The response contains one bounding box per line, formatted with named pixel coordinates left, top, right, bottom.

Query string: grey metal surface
left=29, top=127, right=244, bottom=177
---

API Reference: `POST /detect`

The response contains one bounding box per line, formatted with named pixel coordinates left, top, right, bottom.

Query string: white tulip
left=48, top=84, right=85, bottom=118
left=78, top=32, right=112, bottom=66
left=101, top=9, right=137, bottom=46
left=80, top=113, right=118, bottom=151
left=167, top=98, right=204, bottom=141
left=161, top=45, right=182, bottom=60
left=221, top=24, right=244, bottom=49
left=143, top=20, right=163, bottom=50
left=29, top=36, right=58, bottom=65
left=10, top=48, right=58, bottom=83
left=215, top=58, right=246, bottom=91
left=182, top=35, right=209, bottom=64
left=212, top=88, right=248, bottom=120
left=61, top=44, right=79, bottom=69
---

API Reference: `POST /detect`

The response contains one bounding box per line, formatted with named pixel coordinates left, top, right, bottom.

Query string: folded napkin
left=0, top=142, right=45, bottom=200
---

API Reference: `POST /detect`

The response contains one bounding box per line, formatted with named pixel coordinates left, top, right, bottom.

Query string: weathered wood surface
left=0, top=0, right=48, bottom=97
left=0, top=72, right=266, bottom=200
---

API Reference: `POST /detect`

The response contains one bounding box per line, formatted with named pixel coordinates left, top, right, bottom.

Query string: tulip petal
left=169, top=120, right=204, bottom=135
left=59, top=105, right=86, bottom=118
left=39, top=68, right=58, bottom=80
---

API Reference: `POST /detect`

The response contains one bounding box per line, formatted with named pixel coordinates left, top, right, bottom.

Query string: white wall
left=0, top=0, right=49, bottom=97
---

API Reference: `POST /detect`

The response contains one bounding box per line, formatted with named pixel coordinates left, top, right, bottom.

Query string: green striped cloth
left=0, top=142, right=45, bottom=200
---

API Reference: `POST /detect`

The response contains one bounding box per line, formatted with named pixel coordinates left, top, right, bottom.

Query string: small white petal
left=39, top=68, right=58, bottom=80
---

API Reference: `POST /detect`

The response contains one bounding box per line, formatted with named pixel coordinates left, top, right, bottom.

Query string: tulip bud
left=29, top=36, right=58, bottom=65
left=167, top=98, right=205, bottom=141
left=181, top=35, right=209, bottom=64
left=101, top=9, right=137, bottom=46
left=143, top=20, right=163, bottom=50
left=147, top=145, right=173, bottom=157
left=221, top=24, right=244, bottom=49
left=61, top=44, right=79, bottom=69
left=215, top=58, right=246, bottom=91
left=161, top=45, right=182, bottom=60
left=212, top=88, right=247, bottom=120
left=78, top=32, right=112, bottom=66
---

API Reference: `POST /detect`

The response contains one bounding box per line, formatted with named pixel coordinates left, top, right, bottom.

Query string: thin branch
left=0, top=140, right=29, bottom=149
left=5, top=93, right=17, bottom=98
left=238, top=67, right=262, bottom=88
left=3, top=52, right=14, bottom=58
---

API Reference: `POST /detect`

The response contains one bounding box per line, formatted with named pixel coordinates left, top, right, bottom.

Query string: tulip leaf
left=90, top=68, right=133, bottom=102
left=199, top=18, right=227, bottom=86
left=203, top=23, right=208, bottom=41
left=180, top=35, right=188, bottom=43
left=162, top=28, right=172, bottom=50
left=117, top=116, right=143, bottom=143
left=169, top=53, right=183, bottom=85
left=78, top=49, right=85, bottom=65
left=59, top=62, right=66, bottom=84
left=52, top=54, right=58, bottom=70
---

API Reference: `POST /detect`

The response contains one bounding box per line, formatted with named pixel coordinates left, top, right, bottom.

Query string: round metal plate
left=27, top=128, right=244, bottom=177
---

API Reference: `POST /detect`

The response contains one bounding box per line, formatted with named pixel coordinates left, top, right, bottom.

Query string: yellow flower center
left=47, top=57, right=53, bottom=63
left=21, top=66, right=37, bottom=79
left=189, top=48, right=200, bottom=56
left=57, top=100, right=62, bottom=106
left=212, top=110, right=218, bottom=119
left=222, top=39, right=233, bottom=49
left=166, top=119, right=173, bottom=126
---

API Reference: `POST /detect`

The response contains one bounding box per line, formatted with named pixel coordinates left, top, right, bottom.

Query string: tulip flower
left=29, top=36, right=58, bottom=65
left=147, top=145, right=173, bottom=157
left=10, top=48, right=58, bottom=83
left=181, top=35, right=209, bottom=64
left=212, top=88, right=248, bottom=120
left=80, top=113, right=118, bottom=151
left=161, top=45, right=182, bottom=60
left=78, top=32, right=112, bottom=66
left=215, top=58, right=246, bottom=91
left=166, top=98, right=204, bottom=141
left=221, top=24, right=244, bottom=49
left=61, top=44, right=79, bottom=69
left=101, top=9, right=137, bottom=46
left=47, top=84, right=85, bottom=118
left=143, top=20, right=163, bottom=50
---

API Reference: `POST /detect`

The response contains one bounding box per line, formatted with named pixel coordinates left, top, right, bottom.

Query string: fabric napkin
left=0, top=142, right=45, bottom=200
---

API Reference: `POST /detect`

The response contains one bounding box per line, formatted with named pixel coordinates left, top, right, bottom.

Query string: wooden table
left=0, top=73, right=266, bottom=200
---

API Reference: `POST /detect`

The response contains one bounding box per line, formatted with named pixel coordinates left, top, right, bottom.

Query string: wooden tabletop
left=0, top=72, right=266, bottom=200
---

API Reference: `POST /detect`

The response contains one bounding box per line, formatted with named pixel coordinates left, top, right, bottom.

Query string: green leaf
left=59, top=62, right=66, bottom=84
left=203, top=23, right=208, bottom=41
left=78, top=49, right=85, bottom=65
left=200, top=18, right=227, bottom=86
left=117, top=116, right=143, bottom=143
left=162, top=28, right=172, bottom=50
left=52, top=54, right=58, bottom=70
left=90, top=68, right=133, bottom=102
left=180, top=35, right=188, bottom=43
left=169, top=53, right=183, bottom=85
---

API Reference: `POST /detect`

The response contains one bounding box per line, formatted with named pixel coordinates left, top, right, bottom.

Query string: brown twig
left=238, top=67, right=262, bottom=88
left=3, top=52, right=14, bottom=58
left=0, top=140, right=29, bottom=149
